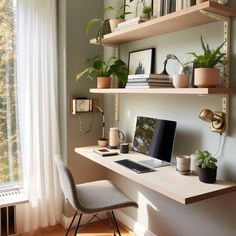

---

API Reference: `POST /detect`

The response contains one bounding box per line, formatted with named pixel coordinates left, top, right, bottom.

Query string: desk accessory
left=93, top=148, right=118, bottom=157
left=176, top=155, right=191, bottom=175
left=120, top=143, right=129, bottom=154
left=109, top=127, right=125, bottom=149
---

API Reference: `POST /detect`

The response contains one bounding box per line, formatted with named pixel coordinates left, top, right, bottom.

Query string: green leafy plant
left=104, top=4, right=132, bottom=19
left=195, top=150, right=217, bottom=169
left=188, top=36, right=227, bottom=68
left=86, top=4, right=132, bottom=45
left=76, top=56, right=128, bottom=86
left=142, top=6, right=153, bottom=18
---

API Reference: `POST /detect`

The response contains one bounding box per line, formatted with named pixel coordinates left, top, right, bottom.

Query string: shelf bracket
left=115, top=46, right=120, bottom=122
left=200, top=10, right=230, bottom=135
left=222, top=95, right=229, bottom=135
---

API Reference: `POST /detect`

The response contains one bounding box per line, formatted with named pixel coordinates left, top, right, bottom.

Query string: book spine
left=176, top=0, right=183, bottom=11
left=128, top=74, right=170, bottom=79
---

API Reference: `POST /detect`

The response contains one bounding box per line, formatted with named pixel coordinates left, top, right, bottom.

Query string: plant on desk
left=76, top=55, right=128, bottom=88
left=196, top=150, right=217, bottom=183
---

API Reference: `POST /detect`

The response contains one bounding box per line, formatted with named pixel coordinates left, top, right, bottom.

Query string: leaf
left=86, top=18, right=102, bottom=34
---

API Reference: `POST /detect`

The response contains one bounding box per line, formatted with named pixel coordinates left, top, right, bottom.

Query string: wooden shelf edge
left=90, top=88, right=236, bottom=95
left=90, top=1, right=236, bottom=45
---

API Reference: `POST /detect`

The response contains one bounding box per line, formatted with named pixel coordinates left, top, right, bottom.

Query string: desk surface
left=75, top=146, right=236, bottom=205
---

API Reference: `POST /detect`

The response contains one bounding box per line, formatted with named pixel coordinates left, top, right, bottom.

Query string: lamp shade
left=199, top=109, right=214, bottom=122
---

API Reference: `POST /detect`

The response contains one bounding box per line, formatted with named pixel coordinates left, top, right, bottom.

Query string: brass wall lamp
left=199, top=109, right=226, bottom=134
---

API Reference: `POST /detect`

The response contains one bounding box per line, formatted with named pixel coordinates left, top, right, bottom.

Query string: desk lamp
left=199, top=109, right=226, bottom=134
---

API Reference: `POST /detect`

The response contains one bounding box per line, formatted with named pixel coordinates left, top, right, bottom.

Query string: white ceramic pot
left=176, top=155, right=191, bottom=174
left=172, top=74, right=189, bottom=88
left=194, top=68, right=220, bottom=88
left=109, top=18, right=125, bottom=32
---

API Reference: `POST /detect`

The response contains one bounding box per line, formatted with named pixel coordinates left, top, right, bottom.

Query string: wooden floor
left=19, top=220, right=135, bottom=236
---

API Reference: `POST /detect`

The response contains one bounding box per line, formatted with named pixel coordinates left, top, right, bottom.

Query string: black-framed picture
left=125, top=0, right=153, bottom=20
left=128, top=48, right=155, bottom=75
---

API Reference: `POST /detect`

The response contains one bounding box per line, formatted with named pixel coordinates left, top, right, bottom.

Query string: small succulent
left=195, top=150, right=217, bottom=169
left=142, top=6, right=153, bottom=18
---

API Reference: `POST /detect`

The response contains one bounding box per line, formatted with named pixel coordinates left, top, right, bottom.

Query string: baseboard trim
left=115, top=210, right=157, bottom=236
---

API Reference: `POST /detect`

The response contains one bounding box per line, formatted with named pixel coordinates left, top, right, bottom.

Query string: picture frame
left=125, top=0, right=153, bottom=20
left=128, top=48, right=155, bottom=75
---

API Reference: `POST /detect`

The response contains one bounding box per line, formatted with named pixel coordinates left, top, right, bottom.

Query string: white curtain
left=16, top=0, right=61, bottom=232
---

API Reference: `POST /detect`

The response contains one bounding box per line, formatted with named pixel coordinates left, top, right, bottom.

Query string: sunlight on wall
left=133, top=192, right=159, bottom=235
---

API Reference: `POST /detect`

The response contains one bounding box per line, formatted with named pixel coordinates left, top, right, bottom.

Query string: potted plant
left=105, top=4, right=132, bottom=32
left=165, top=54, right=191, bottom=88
left=86, top=4, right=132, bottom=44
left=142, top=6, right=153, bottom=19
left=76, top=56, right=128, bottom=89
left=195, top=150, right=217, bottom=183
left=188, top=36, right=227, bottom=88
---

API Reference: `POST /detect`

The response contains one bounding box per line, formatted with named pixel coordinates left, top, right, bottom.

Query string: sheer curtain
left=16, top=0, right=61, bottom=232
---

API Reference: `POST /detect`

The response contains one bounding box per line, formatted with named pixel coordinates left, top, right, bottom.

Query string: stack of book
left=115, top=17, right=149, bottom=31
left=125, top=74, right=173, bottom=89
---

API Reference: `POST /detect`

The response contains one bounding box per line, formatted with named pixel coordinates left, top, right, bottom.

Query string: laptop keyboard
left=115, top=159, right=155, bottom=174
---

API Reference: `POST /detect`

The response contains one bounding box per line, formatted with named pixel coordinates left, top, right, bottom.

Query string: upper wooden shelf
left=90, top=88, right=236, bottom=95
left=90, top=1, right=236, bottom=45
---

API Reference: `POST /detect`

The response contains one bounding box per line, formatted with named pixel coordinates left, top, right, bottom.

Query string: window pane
left=0, top=0, right=22, bottom=188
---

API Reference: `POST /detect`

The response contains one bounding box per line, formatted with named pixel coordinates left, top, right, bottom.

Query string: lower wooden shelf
left=90, top=88, right=236, bottom=95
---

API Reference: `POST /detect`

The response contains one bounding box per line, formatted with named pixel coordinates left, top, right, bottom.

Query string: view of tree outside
left=0, top=0, right=22, bottom=188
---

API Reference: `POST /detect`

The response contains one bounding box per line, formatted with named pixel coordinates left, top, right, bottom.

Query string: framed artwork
left=128, top=48, right=155, bottom=75
left=125, top=0, right=153, bottom=20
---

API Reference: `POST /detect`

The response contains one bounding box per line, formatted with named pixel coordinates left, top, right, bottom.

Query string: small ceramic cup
left=176, top=155, right=191, bottom=174
left=120, top=143, right=129, bottom=154
left=98, top=138, right=108, bottom=147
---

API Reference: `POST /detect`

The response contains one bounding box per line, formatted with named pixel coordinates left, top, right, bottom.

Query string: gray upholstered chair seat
left=76, top=180, right=137, bottom=213
left=54, top=155, right=138, bottom=235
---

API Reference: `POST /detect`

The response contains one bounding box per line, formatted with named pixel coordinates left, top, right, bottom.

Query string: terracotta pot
left=97, top=77, right=111, bottom=88
left=196, top=0, right=207, bottom=4
left=172, top=74, right=189, bottom=88
left=109, top=18, right=125, bottom=32
left=194, top=68, right=220, bottom=88
left=198, top=167, right=217, bottom=183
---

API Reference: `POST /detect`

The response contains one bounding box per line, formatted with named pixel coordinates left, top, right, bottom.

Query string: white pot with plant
left=188, top=36, right=227, bottom=88
left=76, top=56, right=128, bottom=89
left=167, top=54, right=191, bottom=88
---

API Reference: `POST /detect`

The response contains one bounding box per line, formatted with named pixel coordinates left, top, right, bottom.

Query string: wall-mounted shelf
left=90, top=1, right=236, bottom=46
left=90, top=88, right=236, bottom=95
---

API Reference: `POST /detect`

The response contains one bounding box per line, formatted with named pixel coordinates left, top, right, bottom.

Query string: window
left=0, top=0, right=22, bottom=188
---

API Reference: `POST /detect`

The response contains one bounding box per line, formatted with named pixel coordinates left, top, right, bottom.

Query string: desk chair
left=54, top=155, right=138, bottom=236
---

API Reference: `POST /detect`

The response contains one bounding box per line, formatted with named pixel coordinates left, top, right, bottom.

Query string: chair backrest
left=54, top=155, right=80, bottom=210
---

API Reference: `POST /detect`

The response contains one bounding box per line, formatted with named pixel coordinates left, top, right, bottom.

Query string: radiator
left=0, top=188, right=28, bottom=236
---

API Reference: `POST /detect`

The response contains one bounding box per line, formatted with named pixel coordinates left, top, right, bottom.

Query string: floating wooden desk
left=75, top=146, right=236, bottom=205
